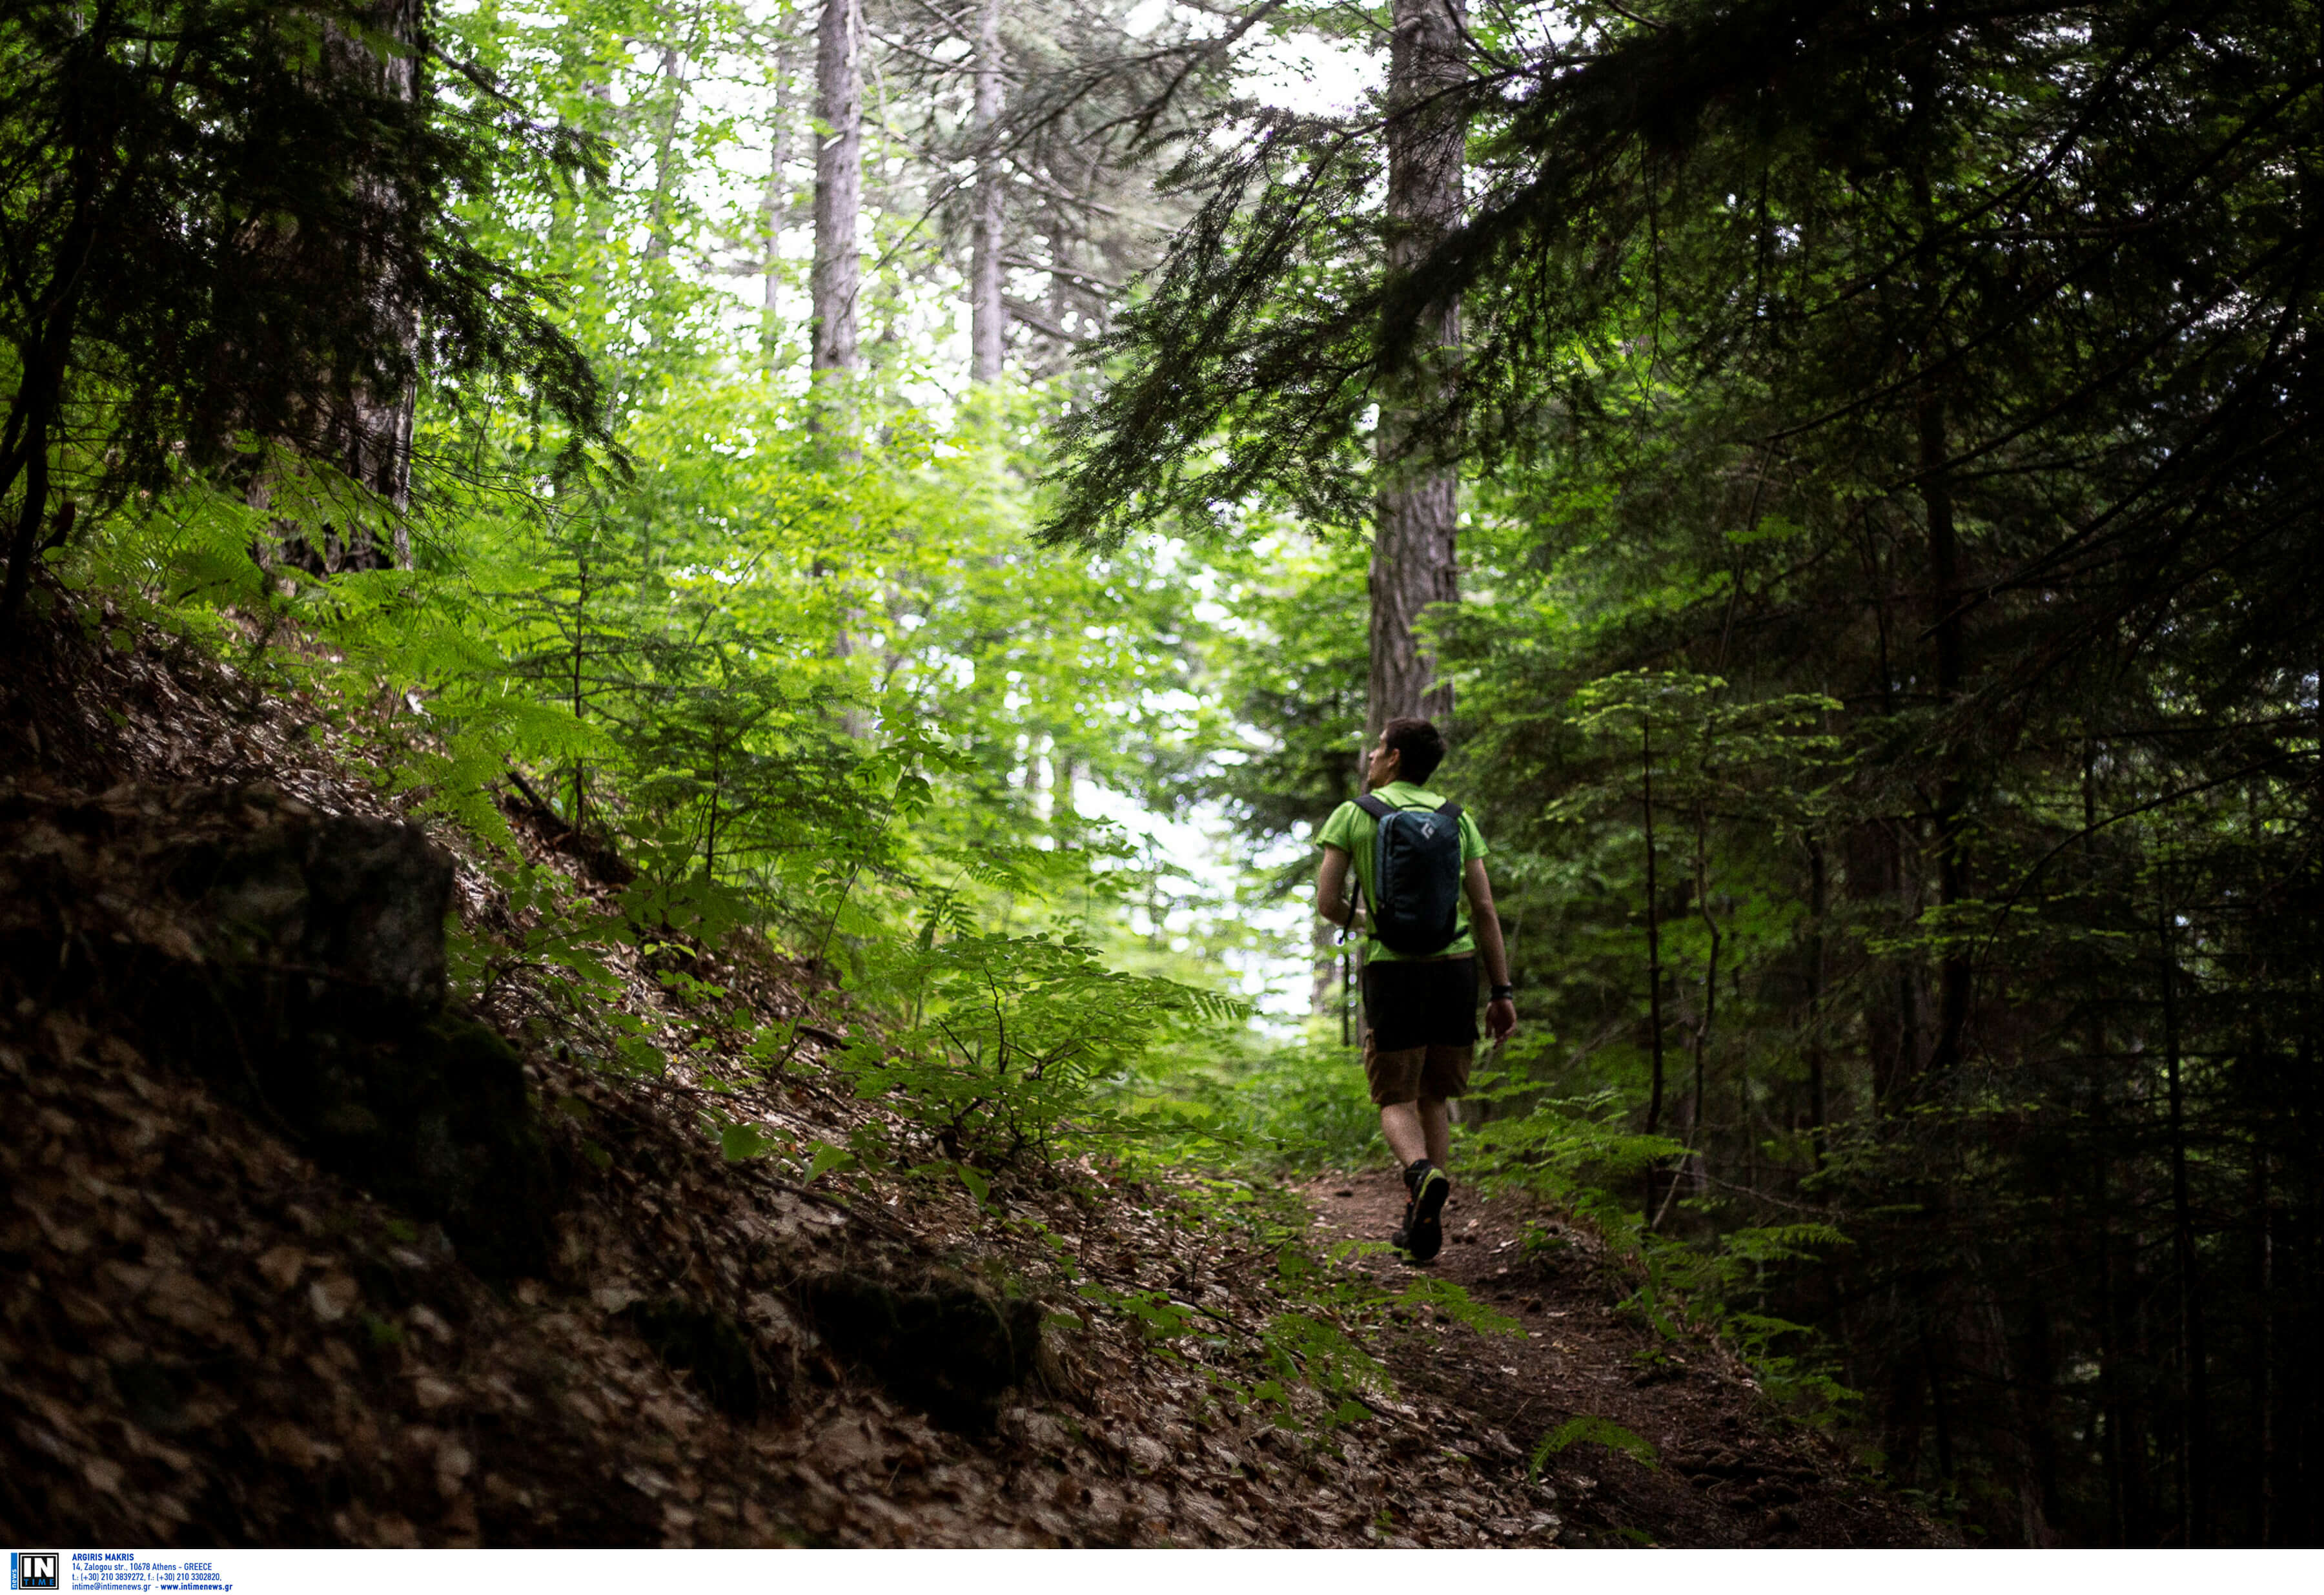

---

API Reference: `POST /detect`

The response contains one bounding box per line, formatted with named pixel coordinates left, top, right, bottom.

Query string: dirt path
left=1305, top=1167, right=1948, bottom=1548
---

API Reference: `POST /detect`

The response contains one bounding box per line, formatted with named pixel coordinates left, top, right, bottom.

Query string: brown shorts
left=1359, top=956, right=1478, bottom=1104
left=1363, top=1033, right=1474, bottom=1107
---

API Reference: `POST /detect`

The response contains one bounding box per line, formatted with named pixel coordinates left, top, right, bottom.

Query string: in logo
left=10, top=1554, right=58, bottom=1592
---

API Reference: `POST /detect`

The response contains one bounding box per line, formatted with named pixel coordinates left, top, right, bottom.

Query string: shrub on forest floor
left=833, top=930, right=1244, bottom=1170
left=1123, top=1032, right=1386, bottom=1175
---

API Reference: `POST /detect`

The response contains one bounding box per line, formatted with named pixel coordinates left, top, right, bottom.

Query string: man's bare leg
left=1380, top=1096, right=1452, bottom=1170
left=1380, top=1100, right=1428, bottom=1166
left=1419, top=1096, right=1450, bottom=1167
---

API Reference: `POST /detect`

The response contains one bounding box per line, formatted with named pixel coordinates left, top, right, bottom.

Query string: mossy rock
left=2, top=788, right=558, bottom=1279
left=166, top=974, right=556, bottom=1280
left=297, top=1013, right=555, bottom=1281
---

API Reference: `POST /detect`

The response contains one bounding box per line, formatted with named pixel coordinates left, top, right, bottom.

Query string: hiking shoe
left=1395, top=1159, right=1451, bottom=1263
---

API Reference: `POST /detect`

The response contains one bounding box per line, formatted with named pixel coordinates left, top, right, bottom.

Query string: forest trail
left=0, top=610, right=1945, bottom=1549
left=1304, top=1171, right=1946, bottom=1548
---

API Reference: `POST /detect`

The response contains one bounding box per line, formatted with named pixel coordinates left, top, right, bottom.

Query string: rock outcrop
left=0, top=781, right=553, bottom=1278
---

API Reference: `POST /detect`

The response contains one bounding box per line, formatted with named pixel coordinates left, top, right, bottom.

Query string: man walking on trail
left=1316, top=717, right=1517, bottom=1264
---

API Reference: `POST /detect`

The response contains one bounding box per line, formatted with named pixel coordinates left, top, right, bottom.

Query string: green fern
left=1395, top=1275, right=1524, bottom=1337
left=1529, top=1414, right=1660, bottom=1479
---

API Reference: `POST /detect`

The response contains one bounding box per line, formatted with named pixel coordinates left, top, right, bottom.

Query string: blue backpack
left=1352, top=792, right=1465, bottom=955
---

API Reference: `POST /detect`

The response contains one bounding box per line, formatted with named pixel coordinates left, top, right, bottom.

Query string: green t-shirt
left=1317, top=780, right=1489, bottom=962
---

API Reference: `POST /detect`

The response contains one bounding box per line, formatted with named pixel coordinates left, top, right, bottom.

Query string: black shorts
left=1361, top=956, right=1478, bottom=1051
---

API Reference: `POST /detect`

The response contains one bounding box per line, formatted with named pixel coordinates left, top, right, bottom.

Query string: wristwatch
left=1491, top=984, right=1514, bottom=1003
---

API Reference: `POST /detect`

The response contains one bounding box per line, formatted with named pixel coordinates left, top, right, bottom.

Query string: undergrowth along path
left=1303, top=1169, right=1949, bottom=1549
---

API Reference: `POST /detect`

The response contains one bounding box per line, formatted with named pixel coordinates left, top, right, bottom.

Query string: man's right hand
left=1486, top=996, right=1517, bottom=1042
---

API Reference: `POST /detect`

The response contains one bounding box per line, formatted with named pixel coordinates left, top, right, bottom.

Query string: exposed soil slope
left=0, top=604, right=1946, bottom=1548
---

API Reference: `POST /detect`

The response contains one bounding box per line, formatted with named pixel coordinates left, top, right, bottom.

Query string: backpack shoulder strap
left=1354, top=793, right=1461, bottom=820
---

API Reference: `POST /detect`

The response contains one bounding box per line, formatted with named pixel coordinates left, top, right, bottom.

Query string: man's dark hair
left=1381, top=717, right=1447, bottom=784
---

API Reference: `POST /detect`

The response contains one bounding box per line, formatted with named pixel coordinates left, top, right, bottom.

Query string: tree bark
left=1, top=325, right=67, bottom=632
left=1806, top=836, right=1829, bottom=1171
left=1642, top=720, right=1668, bottom=1222
left=332, top=0, right=423, bottom=568
left=2254, top=1147, right=2274, bottom=1545
left=1366, top=0, right=1466, bottom=739
left=969, top=0, right=1006, bottom=382
left=1921, top=394, right=1970, bottom=1071
left=2159, top=881, right=2208, bottom=1545
left=760, top=38, right=803, bottom=364
left=811, top=0, right=862, bottom=375
left=1686, top=805, right=1720, bottom=1204
left=2096, top=1156, right=2130, bottom=1544
left=645, top=43, right=683, bottom=262
left=0, top=132, right=96, bottom=632
left=236, top=0, right=424, bottom=576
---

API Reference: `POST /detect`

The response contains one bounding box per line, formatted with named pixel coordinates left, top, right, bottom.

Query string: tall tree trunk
left=242, top=0, right=425, bottom=575
left=1, top=326, right=67, bottom=632
left=0, top=5, right=116, bottom=632
left=1916, top=1285, right=1958, bottom=1483
left=1862, top=816, right=1925, bottom=1113
left=1046, top=222, right=1075, bottom=354
left=1366, top=0, right=1466, bottom=738
left=1806, top=836, right=1829, bottom=1172
left=2254, top=1147, right=2275, bottom=1545
left=1682, top=805, right=1720, bottom=1209
left=759, top=161, right=783, bottom=354
left=810, top=0, right=867, bottom=731
left=1921, top=394, right=1970, bottom=1071
left=2083, top=738, right=2132, bottom=1543
left=645, top=44, right=683, bottom=262
left=0, top=136, right=94, bottom=630
left=969, top=0, right=1006, bottom=382
left=328, top=0, right=423, bottom=569
left=760, top=38, right=802, bottom=364
left=2159, top=881, right=2208, bottom=1545
left=1642, top=720, right=1668, bottom=1222
left=811, top=0, right=862, bottom=375
left=2096, top=1158, right=2130, bottom=1545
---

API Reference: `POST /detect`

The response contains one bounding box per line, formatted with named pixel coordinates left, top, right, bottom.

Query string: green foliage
left=1190, top=533, right=1371, bottom=854
left=1390, top=1273, right=1523, bottom=1339
left=0, top=0, right=604, bottom=625
left=836, top=930, right=1247, bottom=1168
left=1254, top=1307, right=1386, bottom=1428
left=1130, top=1033, right=1385, bottom=1175
left=1465, top=1082, right=1687, bottom=1193
left=16, top=0, right=1271, bottom=1171
left=1529, top=1415, right=1660, bottom=1479
left=1452, top=1070, right=1863, bottom=1420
